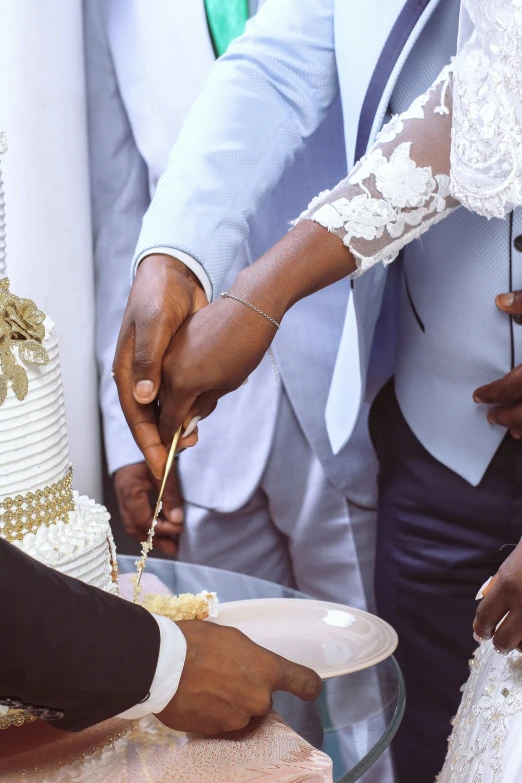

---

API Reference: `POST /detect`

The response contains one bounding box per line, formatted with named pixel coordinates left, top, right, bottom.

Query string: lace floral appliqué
left=451, top=0, right=522, bottom=217
left=437, top=641, right=522, bottom=783
left=294, top=67, right=458, bottom=276
left=312, top=142, right=451, bottom=268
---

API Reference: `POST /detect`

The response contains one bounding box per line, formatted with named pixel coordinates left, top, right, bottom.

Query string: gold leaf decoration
left=0, top=376, right=7, bottom=406
left=0, top=350, right=15, bottom=379
left=0, top=279, right=49, bottom=405
left=0, top=318, right=11, bottom=354
left=16, top=339, right=49, bottom=367
left=12, top=365, right=28, bottom=401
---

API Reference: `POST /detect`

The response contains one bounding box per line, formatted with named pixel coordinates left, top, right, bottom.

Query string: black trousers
left=369, top=380, right=522, bottom=783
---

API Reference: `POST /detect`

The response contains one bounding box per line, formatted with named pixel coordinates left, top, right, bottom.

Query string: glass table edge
left=118, top=555, right=406, bottom=782
left=336, top=655, right=405, bottom=783
left=117, top=554, right=311, bottom=598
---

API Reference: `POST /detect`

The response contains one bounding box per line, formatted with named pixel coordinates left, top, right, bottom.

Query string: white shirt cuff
left=117, top=613, right=187, bottom=719
left=135, top=247, right=213, bottom=303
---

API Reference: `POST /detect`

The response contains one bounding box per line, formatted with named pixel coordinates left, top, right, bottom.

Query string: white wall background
left=0, top=0, right=101, bottom=498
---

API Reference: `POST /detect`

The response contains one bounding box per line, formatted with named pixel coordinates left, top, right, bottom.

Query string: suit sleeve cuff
left=135, top=247, right=213, bottom=303
left=117, top=614, right=187, bottom=719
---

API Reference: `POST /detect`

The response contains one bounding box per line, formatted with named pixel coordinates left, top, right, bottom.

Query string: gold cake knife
left=134, top=425, right=183, bottom=595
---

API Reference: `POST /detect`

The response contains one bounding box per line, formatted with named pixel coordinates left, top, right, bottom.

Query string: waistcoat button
left=514, top=235, right=522, bottom=252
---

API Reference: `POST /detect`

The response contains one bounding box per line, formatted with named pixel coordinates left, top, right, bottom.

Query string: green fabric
left=204, top=0, right=249, bottom=57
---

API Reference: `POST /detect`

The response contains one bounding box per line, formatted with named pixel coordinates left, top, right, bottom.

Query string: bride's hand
left=474, top=544, right=522, bottom=653
left=154, top=221, right=356, bottom=447
left=156, top=290, right=280, bottom=446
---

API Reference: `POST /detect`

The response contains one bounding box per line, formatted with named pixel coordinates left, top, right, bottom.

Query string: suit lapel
left=327, top=0, right=442, bottom=453
left=335, top=0, right=406, bottom=167
left=355, top=0, right=437, bottom=159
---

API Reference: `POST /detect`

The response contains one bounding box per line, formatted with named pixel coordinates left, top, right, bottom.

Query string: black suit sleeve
left=0, top=538, right=160, bottom=732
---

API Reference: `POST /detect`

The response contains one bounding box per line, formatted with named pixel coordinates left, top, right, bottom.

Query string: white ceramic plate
left=212, top=598, right=398, bottom=679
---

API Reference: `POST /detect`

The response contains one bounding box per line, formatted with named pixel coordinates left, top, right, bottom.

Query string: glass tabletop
left=118, top=555, right=404, bottom=783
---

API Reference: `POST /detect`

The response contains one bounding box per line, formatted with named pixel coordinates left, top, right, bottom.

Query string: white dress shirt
left=118, top=614, right=187, bottom=719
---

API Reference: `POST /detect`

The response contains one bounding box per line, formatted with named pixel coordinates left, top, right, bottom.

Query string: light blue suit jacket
left=88, top=0, right=380, bottom=512
left=135, top=0, right=444, bottom=494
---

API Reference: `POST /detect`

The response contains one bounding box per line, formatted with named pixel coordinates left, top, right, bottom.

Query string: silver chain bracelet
left=220, top=292, right=281, bottom=330
left=220, top=292, right=280, bottom=382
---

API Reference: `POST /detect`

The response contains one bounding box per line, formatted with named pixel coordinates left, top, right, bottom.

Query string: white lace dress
left=295, top=23, right=522, bottom=780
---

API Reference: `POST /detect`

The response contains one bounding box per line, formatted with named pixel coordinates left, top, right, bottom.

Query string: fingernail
left=498, top=292, right=515, bottom=307
left=473, top=393, right=483, bottom=403
left=476, top=577, right=493, bottom=600
left=473, top=632, right=485, bottom=644
left=494, top=646, right=510, bottom=656
left=135, top=380, right=154, bottom=400
left=241, top=377, right=249, bottom=386
left=512, top=432, right=522, bottom=440
left=487, top=412, right=496, bottom=425
left=182, top=416, right=201, bottom=439
left=167, top=507, right=184, bottom=524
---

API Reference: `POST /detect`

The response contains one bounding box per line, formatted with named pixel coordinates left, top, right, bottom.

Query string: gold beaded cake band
left=0, top=711, right=37, bottom=730
left=0, top=468, right=74, bottom=543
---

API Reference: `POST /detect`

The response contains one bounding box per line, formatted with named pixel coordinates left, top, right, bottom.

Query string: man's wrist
left=135, top=249, right=212, bottom=302
left=138, top=253, right=202, bottom=290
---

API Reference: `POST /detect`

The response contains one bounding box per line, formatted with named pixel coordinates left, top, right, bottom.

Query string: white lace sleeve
left=295, top=66, right=460, bottom=277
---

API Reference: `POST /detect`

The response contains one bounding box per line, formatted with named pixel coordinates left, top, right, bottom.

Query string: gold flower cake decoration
left=0, top=132, right=49, bottom=405
left=0, top=277, right=49, bottom=405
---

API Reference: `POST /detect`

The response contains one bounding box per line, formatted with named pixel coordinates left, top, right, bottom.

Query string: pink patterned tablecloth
left=0, top=711, right=333, bottom=782
left=0, top=574, right=333, bottom=781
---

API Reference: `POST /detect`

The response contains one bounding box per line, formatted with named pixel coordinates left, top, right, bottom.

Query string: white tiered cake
left=0, top=132, right=118, bottom=593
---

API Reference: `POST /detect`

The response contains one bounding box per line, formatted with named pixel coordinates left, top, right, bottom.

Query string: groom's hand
left=113, top=254, right=208, bottom=479
left=473, top=290, right=522, bottom=438
left=474, top=543, right=522, bottom=653
left=156, top=621, right=322, bottom=735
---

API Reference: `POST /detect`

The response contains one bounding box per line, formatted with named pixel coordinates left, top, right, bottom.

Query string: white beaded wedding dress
left=295, top=1, right=522, bottom=780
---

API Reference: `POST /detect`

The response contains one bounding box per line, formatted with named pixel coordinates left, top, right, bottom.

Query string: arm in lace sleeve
left=296, top=66, right=459, bottom=277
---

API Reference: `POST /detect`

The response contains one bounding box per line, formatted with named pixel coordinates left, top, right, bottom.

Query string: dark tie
left=204, top=0, right=249, bottom=57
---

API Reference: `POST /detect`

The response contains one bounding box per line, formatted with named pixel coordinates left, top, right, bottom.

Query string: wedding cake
left=0, top=132, right=118, bottom=594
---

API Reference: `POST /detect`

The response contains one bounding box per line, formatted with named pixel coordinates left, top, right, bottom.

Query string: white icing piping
left=0, top=321, right=71, bottom=500
left=12, top=492, right=111, bottom=564
left=12, top=493, right=118, bottom=595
